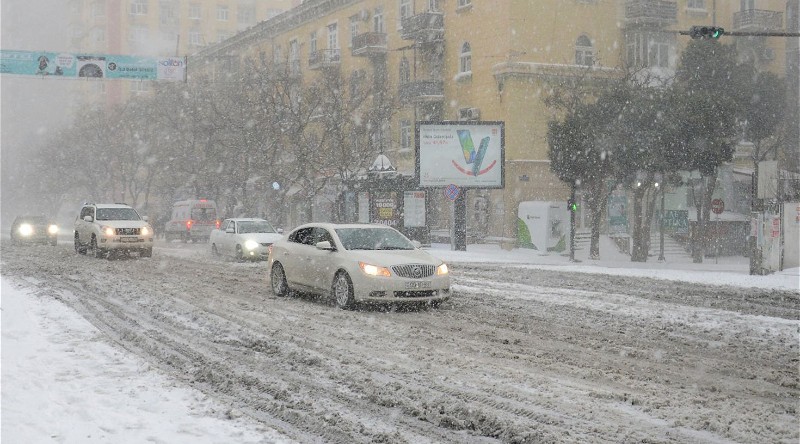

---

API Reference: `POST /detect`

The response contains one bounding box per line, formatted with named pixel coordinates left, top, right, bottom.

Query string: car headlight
left=47, top=224, right=59, bottom=235
left=18, top=223, right=33, bottom=236
left=141, top=226, right=150, bottom=236
left=244, top=239, right=260, bottom=250
left=102, top=226, right=115, bottom=236
left=436, top=263, right=449, bottom=275
left=359, top=262, right=391, bottom=277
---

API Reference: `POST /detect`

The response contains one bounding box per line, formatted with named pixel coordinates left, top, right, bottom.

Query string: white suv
left=74, top=203, right=154, bottom=258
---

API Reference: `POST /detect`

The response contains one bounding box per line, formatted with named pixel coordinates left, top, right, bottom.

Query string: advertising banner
left=403, top=191, right=426, bottom=228
left=0, top=50, right=186, bottom=82
left=416, top=121, right=504, bottom=188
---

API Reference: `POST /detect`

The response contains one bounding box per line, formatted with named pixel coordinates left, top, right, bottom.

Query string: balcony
left=400, top=12, right=444, bottom=42
left=351, top=32, right=387, bottom=57
left=398, top=80, right=444, bottom=103
left=624, top=0, right=677, bottom=26
left=733, top=9, right=783, bottom=31
left=308, top=49, right=340, bottom=70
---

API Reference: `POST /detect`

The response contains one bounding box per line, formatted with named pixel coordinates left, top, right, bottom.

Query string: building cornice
left=193, top=0, right=359, bottom=58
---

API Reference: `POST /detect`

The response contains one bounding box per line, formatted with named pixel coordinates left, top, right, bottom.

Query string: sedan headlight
left=436, top=263, right=449, bottom=275
left=18, top=223, right=33, bottom=237
left=244, top=239, right=260, bottom=250
left=47, top=224, right=59, bottom=235
left=359, top=262, right=391, bottom=277
left=102, top=226, right=115, bottom=237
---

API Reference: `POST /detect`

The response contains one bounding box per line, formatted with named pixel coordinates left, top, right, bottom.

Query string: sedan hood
left=243, top=233, right=283, bottom=244
left=352, top=248, right=442, bottom=267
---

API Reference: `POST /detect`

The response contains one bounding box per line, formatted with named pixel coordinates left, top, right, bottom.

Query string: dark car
left=10, top=215, right=59, bottom=246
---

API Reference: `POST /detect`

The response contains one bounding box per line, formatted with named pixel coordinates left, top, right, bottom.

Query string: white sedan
left=268, top=223, right=450, bottom=309
left=210, top=218, right=283, bottom=261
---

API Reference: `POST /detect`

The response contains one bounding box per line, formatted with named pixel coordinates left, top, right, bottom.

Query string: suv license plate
left=405, top=281, right=431, bottom=289
left=120, top=236, right=138, bottom=242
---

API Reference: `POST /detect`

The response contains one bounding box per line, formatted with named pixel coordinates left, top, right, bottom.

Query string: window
left=328, top=23, right=338, bottom=50
left=238, top=6, right=255, bottom=25
left=130, top=0, right=147, bottom=15
left=399, top=57, right=410, bottom=83
left=626, top=32, right=672, bottom=69
left=289, top=39, right=300, bottom=74
left=310, top=31, right=317, bottom=54
left=349, top=15, right=359, bottom=47
left=274, top=45, right=283, bottom=64
left=400, top=120, right=411, bottom=150
left=189, top=4, right=201, bottom=19
left=740, top=0, right=755, bottom=11
left=457, top=0, right=471, bottom=8
left=373, top=7, right=384, bottom=33
left=429, top=0, right=440, bottom=12
left=687, top=0, right=706, bottom=9
left=131, top=81, right=149, bottom=94
left=189, top=31, right=202, bottom=46
left=399, top=0, right=412, bottom=20
left=575, top=35, right=594, bottom=66
left=460, top=42, right=472, bottom=73
left=160, top=3, right=176, bottom=25
left=217, top=5, right=228, bottom=21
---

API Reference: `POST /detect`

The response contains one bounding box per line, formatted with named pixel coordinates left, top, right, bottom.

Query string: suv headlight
left=101, top=226, right=115, bottom=236
left=141, top=226, right=150, bottom=236
left=244, top=239, right=259, bottom=250
left=18, top=223, right=33, bottom=237
left=48, top=224, right=59, bottom=235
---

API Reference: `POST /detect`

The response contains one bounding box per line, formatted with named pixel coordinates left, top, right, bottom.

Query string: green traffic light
left=711, top=27, right=724, bottom=38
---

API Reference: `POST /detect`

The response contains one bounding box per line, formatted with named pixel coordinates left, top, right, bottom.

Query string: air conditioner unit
left=459, top=107, right=480, bottom=121
left=360, top=9, right=370, bottom=21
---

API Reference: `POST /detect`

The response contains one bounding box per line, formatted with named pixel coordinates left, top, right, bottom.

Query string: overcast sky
left=1, top=0, right=77, bottom=223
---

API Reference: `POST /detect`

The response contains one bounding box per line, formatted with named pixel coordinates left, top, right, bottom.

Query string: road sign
left=712, top=198, right=725, bottom=214
left=444, top=184, right=460, bottom=201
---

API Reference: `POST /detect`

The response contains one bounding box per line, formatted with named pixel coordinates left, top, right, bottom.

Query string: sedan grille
left=115, top=228, right=140, bottom=235
left=391, top=264, right=435, bottom=279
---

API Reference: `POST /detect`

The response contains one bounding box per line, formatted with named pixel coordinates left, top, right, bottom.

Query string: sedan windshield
left=238, top=220, right=276, bottom=234
left=96, top=208, right=141, bottom=221
left=335, top=227, right=415, bottom=251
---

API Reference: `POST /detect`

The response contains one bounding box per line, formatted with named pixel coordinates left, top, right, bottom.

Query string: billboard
left=0, top=50, right=186, bottom=82
left=416, top=121, right=504, bottom=188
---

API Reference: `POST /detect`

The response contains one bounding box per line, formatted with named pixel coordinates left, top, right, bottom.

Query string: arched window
left=575, top=35, right=594, bottom=66
left=399, top=57, right=410, bottom=84
left=460, top=42, right=472, bottom=73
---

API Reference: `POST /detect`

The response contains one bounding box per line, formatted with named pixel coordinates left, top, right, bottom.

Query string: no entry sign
left=712, top=198, right=725, bottom=214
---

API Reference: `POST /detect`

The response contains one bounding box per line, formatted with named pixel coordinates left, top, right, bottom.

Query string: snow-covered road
left=2, top=240, right=797, bottom=443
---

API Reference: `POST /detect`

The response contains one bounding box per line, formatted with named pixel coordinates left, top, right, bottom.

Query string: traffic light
left=689, top=26, right=725, bottom=39
left=567, top=198, right=578, bottom=212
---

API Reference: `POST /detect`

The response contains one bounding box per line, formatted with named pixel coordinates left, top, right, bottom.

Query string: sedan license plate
left=405, top=281, right=431, bottom=289
left=120, top=236, right=138, bottom=242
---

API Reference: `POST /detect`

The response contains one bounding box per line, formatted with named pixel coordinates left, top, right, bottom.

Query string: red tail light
left=215, top=219, right=221, bottom=229
left=186, top=220, right=193, bottom=230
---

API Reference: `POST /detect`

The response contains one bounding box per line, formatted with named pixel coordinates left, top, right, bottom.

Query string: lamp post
left=655, top=174, right=665, bottom=262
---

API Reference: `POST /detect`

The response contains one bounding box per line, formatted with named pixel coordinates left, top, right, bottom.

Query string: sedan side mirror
left=315, top=240, right=335, bottom=251
left=411, top=240, right=422, bottom=249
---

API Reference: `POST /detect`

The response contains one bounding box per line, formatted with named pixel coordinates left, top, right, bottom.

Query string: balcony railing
left=398, top=80, right=444, bottom=103
left=351, top=32, right=387, bottom=57
left=733, top=9, right=783, bottom=31
left=308, top=49, right=340, bottom=69
left=401, top=12, right=444, bottom=42
left=624, top=0, right=677, bottom=25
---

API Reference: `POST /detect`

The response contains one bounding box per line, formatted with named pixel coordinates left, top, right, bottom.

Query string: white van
left=164, top=199, right=219, bottom=242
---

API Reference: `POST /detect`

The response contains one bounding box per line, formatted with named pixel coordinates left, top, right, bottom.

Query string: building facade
left=66, top=0, right=300, bottom=107
left=192, top=0, right=797, bottom=246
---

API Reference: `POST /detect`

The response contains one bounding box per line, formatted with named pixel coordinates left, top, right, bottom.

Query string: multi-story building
left=66, top=0, right=300, bottom=107
left=192, top=0, right=797, bottom=246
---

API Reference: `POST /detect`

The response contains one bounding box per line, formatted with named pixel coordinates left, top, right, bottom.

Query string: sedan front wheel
left=332, top=271, right=355, bottom=310
left=271, top=262, right=289, bottom=297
